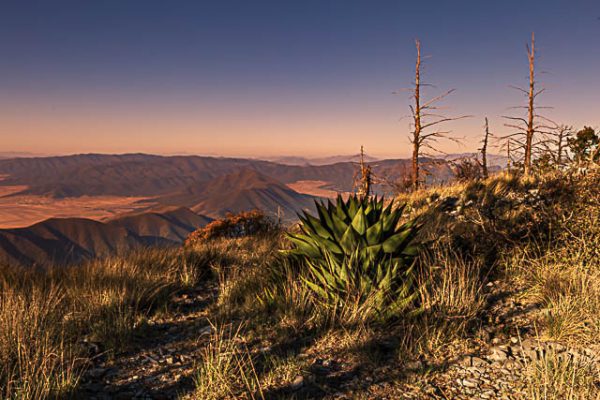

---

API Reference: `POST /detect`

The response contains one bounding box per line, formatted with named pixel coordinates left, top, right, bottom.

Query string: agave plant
left=287, top=195, right=421, bottom=320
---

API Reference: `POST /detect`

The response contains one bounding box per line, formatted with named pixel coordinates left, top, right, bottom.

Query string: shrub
left=287, top=195, right=421, bottom=322
left=185, top=210, right=277, bottom=246
left=452, top=157, right=483, bottom=182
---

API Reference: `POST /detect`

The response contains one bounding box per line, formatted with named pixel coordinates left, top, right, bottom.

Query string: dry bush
left=186, top=210, right=278, bottom=246
left=452, top=157, right=483, bottom=182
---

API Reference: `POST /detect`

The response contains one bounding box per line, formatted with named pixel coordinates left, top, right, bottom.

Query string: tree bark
left=411, top=40, right=422, bottom=190
left=524, top=32, right=535, bottom=175
left=481, top=118, right=490, bottom=178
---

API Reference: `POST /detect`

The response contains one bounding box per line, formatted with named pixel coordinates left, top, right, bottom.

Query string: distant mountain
left=0, top=151, right=45, bottom=159
left=443, top=153, right=508, bottom=168
left=0, top=153, right=462, bottom=265
left=268, top=153, right=380, bottom=166
left=159, top=169, right=318, bottom=220
left=0, top=207, right=211, bottom=266
left=106, top=206, right=212, bottom=242
left=0, top=153, right=367, bottom=197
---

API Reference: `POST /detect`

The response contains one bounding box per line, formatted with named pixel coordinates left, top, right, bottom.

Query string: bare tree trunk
left=555, top=125, right=572, bottom=166
left=524, top=32, right=535, bottom=176
left=411, top=40, right=422, bottom=190
left=481, top=117, right=490, bottom=178
left=507, top=140, right=512, bottom=172
left=356, top=145, right=372, bottom=197
left=405, top=40, right=468, bottom=190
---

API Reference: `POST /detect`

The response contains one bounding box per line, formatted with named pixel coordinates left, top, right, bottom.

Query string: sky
left=0, top=0, right=599, bottom=159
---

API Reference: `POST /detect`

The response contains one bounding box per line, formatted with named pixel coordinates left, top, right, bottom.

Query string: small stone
left=472, top=357, right=488, bottom=367
left=165, top=356, right=174, bottom=364
left=458, top=378, right=478, bottom=388
left=291, top=375, right=304, bottom=390
left=503, top=359, right=520, bottom=370
left=488, top=347, right=508, bottom=362
left=510, top=337, right=519, bottom=344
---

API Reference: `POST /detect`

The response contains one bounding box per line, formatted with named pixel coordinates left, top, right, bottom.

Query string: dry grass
left=523, top=348, right=600, bottom=400
left=0, top=284, right=81, bottom=399
left=0, top=246, right=213, bottom=399
left=192, top=322, right=265, bottom=400
left=507, top=171, right=600, bottom=346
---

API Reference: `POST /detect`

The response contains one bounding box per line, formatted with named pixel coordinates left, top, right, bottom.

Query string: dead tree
left=502, top=32, right=554, bottom=175
left=547, top=125, right=573, bottom=167
left=499, top=137, right=520, bottom=173
left=479, top=117, right=492, bottom=178
left=354, top=145, right=373, bottom=197
left=406, top=40, right=469, bottom=190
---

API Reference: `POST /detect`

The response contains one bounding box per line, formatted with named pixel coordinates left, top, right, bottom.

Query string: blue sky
left=0, top=0, right=599, bottom=157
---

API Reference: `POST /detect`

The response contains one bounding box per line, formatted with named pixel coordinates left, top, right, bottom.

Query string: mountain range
left=0, top=206, right=211, bottom=266
left=0, top=152, right=468, bottom=265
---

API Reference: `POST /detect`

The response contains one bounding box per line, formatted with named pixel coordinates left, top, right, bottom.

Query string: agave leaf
left=381, top=229, right=414, bottom=254
left=329, top=211, right=349, bottom=242
left=347, top=196, right=359, bottom=218
left=360, top=244, right=382, bottom=263
left=402, top=244, right=419, bottom=257
left=302, top=276, right=330, bottom=300
left=304, top=213, right=333, bottom=240
left=316, top=201, right=335, bottom=234
left=335, top=196, right=350, bottom=222
left=365, top=219, right=383, bottom=245
left=286, top=234, right=321, bottom=258
left=351, top=206, right=368, bottom=235
left=339, top=224, right=361, bottom=254
left=311, top=236, right=344, bottom=255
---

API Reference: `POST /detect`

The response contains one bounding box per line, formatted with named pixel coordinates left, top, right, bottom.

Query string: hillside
left=0, top=153, right=454, bottom=199
left=0, top=206, right=211, bottom=266
left=160, top=169, right=318, bottom=219
left=2, top=169, right=598, bottom=399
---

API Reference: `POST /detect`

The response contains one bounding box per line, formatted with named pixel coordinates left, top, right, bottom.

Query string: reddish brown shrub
left=185, top=210, right=277, bottom=246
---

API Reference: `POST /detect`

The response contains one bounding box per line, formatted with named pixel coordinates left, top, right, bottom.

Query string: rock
left=466, top=366, right=485, bottom=375
left=165, top=356, right=174, bottom=364
left=488, top=347, right=509, bottom=362
left=458, top=378, right=478, bottom=388
left=291, top=375, right=304, bottom=391
left=472, top=357, right=488, bottom=367
left=503, top=359, right=520, bottom=370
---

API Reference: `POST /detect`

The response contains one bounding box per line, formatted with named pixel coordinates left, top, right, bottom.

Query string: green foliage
left=287, top=195, right=421, bottom=321
left=568, top=126, right=599, bottom=163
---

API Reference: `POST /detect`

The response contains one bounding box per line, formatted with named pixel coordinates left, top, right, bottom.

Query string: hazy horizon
left=1, top=0, right=599, bottom=157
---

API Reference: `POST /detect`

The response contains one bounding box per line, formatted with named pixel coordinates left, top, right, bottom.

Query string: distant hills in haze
left=158, top=168, right=317, bottom=219
left=266, top=153, right=381, bottom=166
left=0, top=152, right=493, bottom=265
left=0, top=206, right=211, bottom=266
left=0, top=153, right=456, bottom=200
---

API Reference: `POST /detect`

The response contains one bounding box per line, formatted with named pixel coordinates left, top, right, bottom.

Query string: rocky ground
left=78, top=275, right=600, bottom=399
left=79, top=285, right=218, bottom=400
